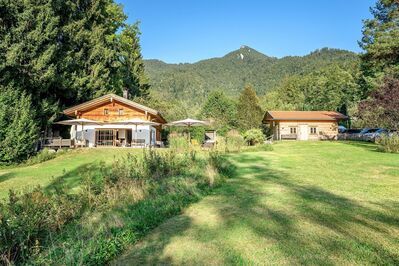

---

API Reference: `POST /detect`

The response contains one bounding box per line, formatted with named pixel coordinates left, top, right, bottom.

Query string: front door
left=298, top=124, right=309, bottom=140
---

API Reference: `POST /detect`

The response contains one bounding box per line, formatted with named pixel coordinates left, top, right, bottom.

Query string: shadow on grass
left=44, top=162, right=103, bottom=194
left=0, top=172, right=16, bottom=183
left=115, top=152, right=399, bottom=265
left=338, top=140, right=382, bottom=152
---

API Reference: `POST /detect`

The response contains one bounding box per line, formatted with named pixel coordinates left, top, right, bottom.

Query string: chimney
left=122, top=88, right=129, bottom=99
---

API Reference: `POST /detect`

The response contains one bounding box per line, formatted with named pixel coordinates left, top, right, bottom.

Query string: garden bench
left=281, top=134, right=297, bottom=140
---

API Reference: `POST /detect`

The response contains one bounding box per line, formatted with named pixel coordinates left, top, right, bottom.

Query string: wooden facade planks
left=79, top=101, right=153, bottom=122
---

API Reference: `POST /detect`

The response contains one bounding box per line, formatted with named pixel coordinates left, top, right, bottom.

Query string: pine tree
left=359, top=0, right=399, bottom=91
left=118, top=23, right=150, bottom=98
left=0, top=0, right=151, bottom=161
left=57, top=0, right=126, bottom=101
left=0, top=87, right=38, bottom=163
left=0, top=0, right=60, bottom=127
left=236, top=85, right=263, bottom=131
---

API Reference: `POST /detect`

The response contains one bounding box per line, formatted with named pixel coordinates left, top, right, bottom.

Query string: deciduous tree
left=200, top=90, right=236, bottom=134
left=357, top=77, right=399, bottom=129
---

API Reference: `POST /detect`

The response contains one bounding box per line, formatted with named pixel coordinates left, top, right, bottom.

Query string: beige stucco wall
left=276, top=120, right=338, bottom=140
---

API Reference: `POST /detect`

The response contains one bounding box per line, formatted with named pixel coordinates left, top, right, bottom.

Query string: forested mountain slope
left=145, top=46, right=359, bottom=102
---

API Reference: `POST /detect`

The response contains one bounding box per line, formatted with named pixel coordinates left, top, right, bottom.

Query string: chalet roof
left=63, top=94, right=166, bottom=122
left=263, top=111, right=348, bottom=122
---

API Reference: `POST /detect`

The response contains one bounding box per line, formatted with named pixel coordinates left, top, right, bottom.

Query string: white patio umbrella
left=55, top=118, right=102, bottom=143
left=112, top=118, right=160, bottom=144
left=166, top=118, right=208, bottom=142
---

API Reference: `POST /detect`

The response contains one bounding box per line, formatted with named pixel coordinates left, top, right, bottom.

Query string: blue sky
left=116, top=0, right=376, bottom=63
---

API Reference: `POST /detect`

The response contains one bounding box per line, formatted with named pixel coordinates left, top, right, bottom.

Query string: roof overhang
left=263, top=111, right=348, bottom=123
left=265, top=118, right=345, bottom=121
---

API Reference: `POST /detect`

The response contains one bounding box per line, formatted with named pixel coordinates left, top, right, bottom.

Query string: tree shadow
left=218, top=154, right=399, bottom=264
left=0, top=172, right=16, bottom=183
left=338, top=140, right=383, bottom=153
left=114, top=152, right=399, bottom=265
left=44, top=162, right=103, bottom=194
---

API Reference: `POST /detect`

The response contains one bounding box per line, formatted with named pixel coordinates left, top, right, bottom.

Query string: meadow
left=1, top=141, right=398, bottom=265
left=114, top=141, right=399, bottom=265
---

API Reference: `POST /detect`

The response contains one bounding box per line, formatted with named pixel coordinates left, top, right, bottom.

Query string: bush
left=0, top=188, right=83, bottom=264
left=243, top=128, right=265, bottom=146
left=26, top=148, right=56, bottom=165
left=376, top=133, right=399, bottom=153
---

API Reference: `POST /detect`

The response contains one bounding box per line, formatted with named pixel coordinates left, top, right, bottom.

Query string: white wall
left=70, top=124, right=156, bottom=147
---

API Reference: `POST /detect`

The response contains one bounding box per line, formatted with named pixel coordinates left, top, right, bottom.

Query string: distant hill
left=144, top=46, right=359, bottom=103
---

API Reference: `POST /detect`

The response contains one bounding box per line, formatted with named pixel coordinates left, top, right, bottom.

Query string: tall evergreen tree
left=0, top=0, right=60, bottom=127
left=57, top=0, right=126, bottom=101
left=0, top=0, right=148, bottom=114
left=118, top=23, right=150, bottom=98
left=359, top=0, right=399, bottom=91
left=0, top=0, right=150, bottom=161
left=0, top=87, right=38, bottom=163
left=236, top=85, right=263, bottom=131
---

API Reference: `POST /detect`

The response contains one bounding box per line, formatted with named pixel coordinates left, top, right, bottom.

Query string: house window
left=118, top=109, right=124, bottom=115
left=310, top=127, right=317, bottom=134
left=290, top=127, right=297, bottom=134
left=104, top=108, right=109, bottom=115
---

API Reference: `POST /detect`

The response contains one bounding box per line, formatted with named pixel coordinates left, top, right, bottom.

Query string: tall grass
left=0, top=149, right=233, bottom=265
left=168, top=134, right=190, bottom=151
left=216, top=130, right=246, bottom=153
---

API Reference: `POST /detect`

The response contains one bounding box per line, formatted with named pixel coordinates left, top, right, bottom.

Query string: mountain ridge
left=144, top=46, right=359, bottom=104
left=145, top=45, right=356, bottom=65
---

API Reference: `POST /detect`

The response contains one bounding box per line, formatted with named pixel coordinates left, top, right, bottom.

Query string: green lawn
left=0, top=148, right=136, bottom=199
left=114, top=141, right=399, bottom=265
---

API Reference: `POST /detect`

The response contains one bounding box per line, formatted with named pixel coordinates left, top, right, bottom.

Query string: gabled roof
left=263, top=111, right=348, bottom=122
left=63, top=94, right=166, bottom=122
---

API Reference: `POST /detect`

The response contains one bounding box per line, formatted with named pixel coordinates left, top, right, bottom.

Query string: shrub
left=0, top=188, right=83, bottom=264
left=376, top=133, right=399, bottom=153
left=143, top=149, right=186, bottom=179
left=243, top=128, right=265, bottom=146
left=190, top=126, right=206, bottom=144
left=26, top=148, right=57, bottom=165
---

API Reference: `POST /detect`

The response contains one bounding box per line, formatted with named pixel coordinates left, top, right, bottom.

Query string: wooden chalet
left=60, top=94, right=166, bottom=147
left=263, top=111, right=348, bottom=140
